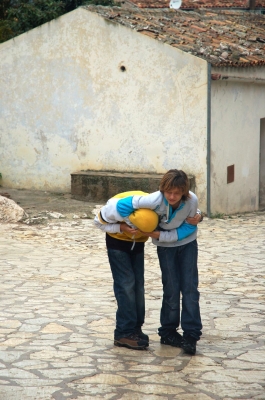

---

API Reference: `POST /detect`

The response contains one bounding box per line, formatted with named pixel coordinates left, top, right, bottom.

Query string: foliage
left=0, top=0, right=12, bottom=19
left=83, top=0, right=118, bottom=5
left=0, top=0, right=118, bottom=43
left=0, top=19, right=14, bottom=41
left=4, top=0, right=65, bottom=39
left=210, top=212, right=225, bottom=219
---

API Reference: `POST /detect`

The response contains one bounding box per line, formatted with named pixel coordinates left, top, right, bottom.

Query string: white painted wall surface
left=0, top=8, right=208, bottom=209
left=211, top=69, right=265, bottom=214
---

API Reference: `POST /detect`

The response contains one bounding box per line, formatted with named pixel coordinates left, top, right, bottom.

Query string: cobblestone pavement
left=0, top=200, right=265, bottom=399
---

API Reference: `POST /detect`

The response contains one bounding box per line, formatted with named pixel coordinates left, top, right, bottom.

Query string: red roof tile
left=123, top=0, right=265, bottom=9
left=84, top=6, right=265, bottom=67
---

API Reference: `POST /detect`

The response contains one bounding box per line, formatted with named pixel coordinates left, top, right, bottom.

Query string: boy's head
left=159, top=169, right=190, bottom=201
left=129, top=209, right=158, bottom=232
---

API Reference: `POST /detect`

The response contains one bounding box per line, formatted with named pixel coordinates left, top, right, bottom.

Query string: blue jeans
left=157, top=240, right=202, bottom=341
left=107, top=248, right=145, bottom=339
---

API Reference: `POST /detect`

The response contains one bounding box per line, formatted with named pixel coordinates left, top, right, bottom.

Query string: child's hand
left=120, top=222, right=139, bottom=234
left=186, top=214, right=202, bottom=225
left=140, top=230, right=160, bottom=239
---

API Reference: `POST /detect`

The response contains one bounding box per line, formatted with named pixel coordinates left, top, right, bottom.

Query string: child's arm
left=186, top=212, right=203, bottom=224
left=93, top=198, right=124, bottom=233
left=94, top=211, right=122, bottom=234
left=94, top=202, right=139, bottom=236
left=117, top=192, right=162, bottom=217
left=143, top=221, right=197, bottom=242
left=141, top=193, right=199, bottom=242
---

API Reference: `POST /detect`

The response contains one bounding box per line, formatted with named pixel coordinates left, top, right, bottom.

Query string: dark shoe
left=135, top=328, right=149, bottom=342
left=181, top=335, right=197, bottom=355
left=160, top=331, right=183, bottom=348
left=114, top=333, right=149, bottom=350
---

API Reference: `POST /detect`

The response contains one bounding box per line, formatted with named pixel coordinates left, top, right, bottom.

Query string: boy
left=94, top=191, right=159, bottom=350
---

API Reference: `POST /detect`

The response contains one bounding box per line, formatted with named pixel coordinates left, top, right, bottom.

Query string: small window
left=227, top=165, right=235, bottom=184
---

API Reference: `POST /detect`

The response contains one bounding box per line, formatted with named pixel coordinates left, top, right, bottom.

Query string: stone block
left=71, top=171, right=195, bottom=202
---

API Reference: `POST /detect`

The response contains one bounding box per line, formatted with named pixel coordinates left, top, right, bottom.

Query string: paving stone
left=122, top=383, right=185, bottom=395
left=0, top=199, right=265, bottom=399
left=121, top=394, right=168, bottom=400
left=0, top=386, right=59, bottom=400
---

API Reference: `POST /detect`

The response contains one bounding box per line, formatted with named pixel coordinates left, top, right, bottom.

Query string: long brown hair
left=159, top=169, right=190, bottom=201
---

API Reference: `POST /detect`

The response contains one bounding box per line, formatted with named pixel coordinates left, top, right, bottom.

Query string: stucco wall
left=0, top=8, right=208, bottom=210
left=211, top=69, right=265, bottom=214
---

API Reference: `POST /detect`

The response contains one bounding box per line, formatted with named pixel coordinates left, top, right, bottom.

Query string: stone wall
left=71, top=171, right=195, bottom=202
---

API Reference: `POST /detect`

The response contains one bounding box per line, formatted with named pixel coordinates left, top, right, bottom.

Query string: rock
left=221, top=51, right=228, bottom=59
left=219, top=42, right=228, bottom=51
left=23, top=211, right=65, bottom=225
left=210, top=55, right=219, bottom=61
left=0, top=195, right=28, bottom=223
left=23, top=216, right=48, bottom=225
left=231, top=51, right=241, bottom=60
left=46, top=212, right=65, bottom=219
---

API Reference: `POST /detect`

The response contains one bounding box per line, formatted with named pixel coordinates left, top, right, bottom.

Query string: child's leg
left=131, top=251, right=145, bottom=330
left=179, top=240, right=202, bottom=341
left=107, top=248, right=143, bottom=339
left=157, top=246, right=181, bottom=338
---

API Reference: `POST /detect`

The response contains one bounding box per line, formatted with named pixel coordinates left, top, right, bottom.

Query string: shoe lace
left=169, top=332, right=183, bottom=343
left=127, top=333, right=141, bottom=340
left=184, top=336, right=196, bottom=346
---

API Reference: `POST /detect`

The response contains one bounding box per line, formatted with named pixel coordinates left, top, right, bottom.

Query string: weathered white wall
left=211, top=68, right=265, bottom=214
left=0, top=7, right=208, bottom=209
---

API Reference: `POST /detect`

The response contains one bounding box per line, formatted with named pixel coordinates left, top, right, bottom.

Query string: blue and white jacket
left=117, top=191, right=198, bottom=247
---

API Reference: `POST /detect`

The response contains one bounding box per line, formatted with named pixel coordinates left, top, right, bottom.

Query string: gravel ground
left=0, top=187, right=99, bottom=223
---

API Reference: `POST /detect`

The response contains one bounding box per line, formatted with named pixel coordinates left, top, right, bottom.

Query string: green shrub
left=0, top=0, right=119, bottom=43
left=210, top=212, right=225, bottom=219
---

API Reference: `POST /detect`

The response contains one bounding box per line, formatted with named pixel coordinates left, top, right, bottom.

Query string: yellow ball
left=129, top=209, right=158, bottom=232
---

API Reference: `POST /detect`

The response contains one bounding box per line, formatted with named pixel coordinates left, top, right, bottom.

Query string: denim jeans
left=157, top=240, right=202, bottom=341
left=107, top=248, right=145, bottom=339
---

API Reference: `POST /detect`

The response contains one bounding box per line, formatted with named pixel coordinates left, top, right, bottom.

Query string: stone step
left=71, top=170, right=195, bottom=202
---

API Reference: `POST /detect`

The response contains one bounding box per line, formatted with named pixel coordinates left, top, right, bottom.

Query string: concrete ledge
left=71, top=170, right=195, bottom=202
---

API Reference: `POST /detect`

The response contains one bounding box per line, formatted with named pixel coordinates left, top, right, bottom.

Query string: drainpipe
left=249, top=0, right=256, bottom=10
left=207, top=62, right=211, bottom=217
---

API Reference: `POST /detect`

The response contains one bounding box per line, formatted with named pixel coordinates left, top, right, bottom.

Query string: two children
left=94, top=170, right=202, bottom=354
